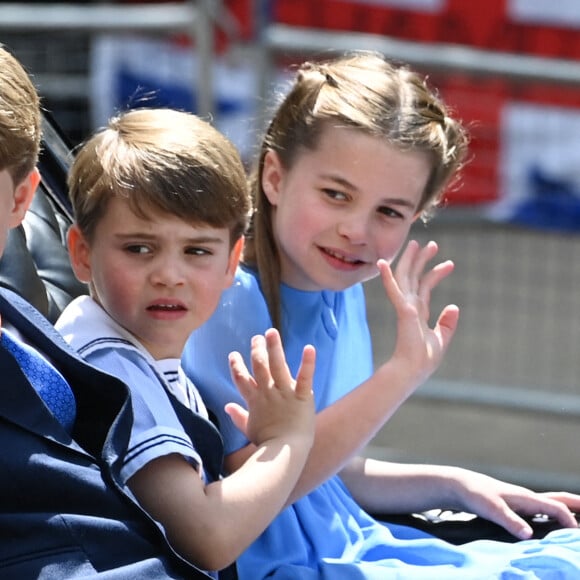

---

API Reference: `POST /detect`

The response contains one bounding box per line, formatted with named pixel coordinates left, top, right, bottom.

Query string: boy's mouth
left=146, top=302, right=187, bottom=312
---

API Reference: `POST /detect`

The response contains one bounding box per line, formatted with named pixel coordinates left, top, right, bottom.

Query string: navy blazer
left=0, top=287, right=216, bottom=579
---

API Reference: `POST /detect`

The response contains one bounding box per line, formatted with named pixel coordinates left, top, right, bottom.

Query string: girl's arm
left=340, top=457, right=580, bottom=540
left=227, top=241, right=459, bottom=504
left=129, top=330, right=315, bottom=572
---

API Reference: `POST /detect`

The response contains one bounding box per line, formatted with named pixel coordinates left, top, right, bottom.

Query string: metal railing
left=0, top=1, right=215, bottom=116
left=260, top=23, right=580, bottom=85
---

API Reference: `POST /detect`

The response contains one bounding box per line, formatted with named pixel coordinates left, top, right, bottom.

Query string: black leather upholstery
left=0, top=184, right=87, bottom=323
left=0, top=114, right=87, bottom=323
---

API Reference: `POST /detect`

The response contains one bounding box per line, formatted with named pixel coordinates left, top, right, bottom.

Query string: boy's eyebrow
left=113, top=232, right=227, bottom=244
left=320, top=173, right=418, bottom=209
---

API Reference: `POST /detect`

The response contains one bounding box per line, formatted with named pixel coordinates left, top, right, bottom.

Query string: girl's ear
left=67, top=224, right=92, bottom=284
left=10, top=168, right=40, bottom=228
left=224, top=236, right=244, bottom=288
left=261, top=150, right=284, bottom=206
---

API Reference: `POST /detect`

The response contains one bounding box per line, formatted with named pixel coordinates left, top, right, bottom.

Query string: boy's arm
left=227, top=241, right=458, bottom=503
left=129, top=330, right=315, bottom=572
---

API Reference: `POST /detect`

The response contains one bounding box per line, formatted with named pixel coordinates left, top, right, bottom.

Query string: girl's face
left=262, top=125, right=431, bottom=291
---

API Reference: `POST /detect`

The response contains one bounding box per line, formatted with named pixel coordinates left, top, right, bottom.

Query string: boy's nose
left=150, top=258, right=185, bottom=286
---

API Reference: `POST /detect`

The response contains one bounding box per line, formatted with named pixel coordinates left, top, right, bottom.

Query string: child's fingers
left=224, top=402, right=249, bottom=436
left=228, top=350, right=257, bottom=401
left=434, top=304, right=460, bottom=349
left=263, top=328, right=292, bottom=389
left=378, top=259, right=407, bottom=311
left=249, top=334, right=275, bottom=388
left=409, top=240, right=439, bottom=278
left=416, top=259, right=455, bottom=307
left=395, top=240, right=439, bottom=299
left=294, top=345, right=316, bottom=399
left=391, top=240, right=420, bottom=294
left=408, top=240, right=439, bottom=291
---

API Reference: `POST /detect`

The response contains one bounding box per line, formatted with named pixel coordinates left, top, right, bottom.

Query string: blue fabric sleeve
left=85, top=348, right=203, bottom=483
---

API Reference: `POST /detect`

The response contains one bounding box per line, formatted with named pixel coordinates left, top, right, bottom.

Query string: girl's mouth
left=321, top=247, right=364, bottom=265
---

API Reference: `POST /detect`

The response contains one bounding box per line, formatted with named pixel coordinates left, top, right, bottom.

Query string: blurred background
left=3, top=0, right=580, bottom=492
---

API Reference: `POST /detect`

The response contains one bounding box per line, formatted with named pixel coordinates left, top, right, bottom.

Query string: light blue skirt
left=236, top=475, right=580, bottom=580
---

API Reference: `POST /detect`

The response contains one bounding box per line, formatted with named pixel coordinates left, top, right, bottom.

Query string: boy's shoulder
left=56, top=295, right=142, bottom=359
left=57, top=296, right=173, bottom=398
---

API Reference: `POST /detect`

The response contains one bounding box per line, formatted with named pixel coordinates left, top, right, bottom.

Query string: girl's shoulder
left=222, top=264, right=268, bottom=310
left=235, top=263, right=262, bottom=290
left=197, top=264, right=272, bottom=334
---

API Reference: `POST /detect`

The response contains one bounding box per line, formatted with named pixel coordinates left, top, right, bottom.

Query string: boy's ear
left=261, top=150, right=284, bottom=206
left=67, top=224, right=92, bottom=284
left=10, top=168, right=40, bottom=228
left=224, top=236, right=244, bottom=288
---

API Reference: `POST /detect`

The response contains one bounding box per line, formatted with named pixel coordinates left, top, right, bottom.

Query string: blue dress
left=183, top=265, right=580, bottom=579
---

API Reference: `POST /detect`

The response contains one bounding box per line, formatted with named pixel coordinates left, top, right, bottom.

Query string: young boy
left=0, top=44, right=216, bottom=579
left=55, top=107, right=316, bottom=575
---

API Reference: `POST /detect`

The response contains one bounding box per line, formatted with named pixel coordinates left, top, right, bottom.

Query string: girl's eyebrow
left=379, top=198, right=418, bottom=210
left=320, top=173, right=418, bottom=210
left=319, top=173, right=355, bottom=191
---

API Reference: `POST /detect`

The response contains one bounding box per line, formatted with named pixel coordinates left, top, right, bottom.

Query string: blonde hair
left=68, top=108, right=251, bottom=246
left=245, top=51, right=469, bottom=330
left=0, top=45, right=41, bottom=185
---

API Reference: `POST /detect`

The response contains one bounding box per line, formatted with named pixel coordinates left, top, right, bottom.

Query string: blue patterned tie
left=1, top=330, right=76, bottom=432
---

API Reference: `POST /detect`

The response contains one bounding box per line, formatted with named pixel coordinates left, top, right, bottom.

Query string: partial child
left=0, top=44, right=221, bottom=579
left=56, top=108, right=316, bottom=575
left=183, top=52, right=580, bottom=578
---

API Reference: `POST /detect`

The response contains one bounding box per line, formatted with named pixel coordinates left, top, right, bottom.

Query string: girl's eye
left=125, top=244, right=151, bottom=254
left=323, top=188, right=348, bottom=201
left=379, top=206, right=405, bottom=219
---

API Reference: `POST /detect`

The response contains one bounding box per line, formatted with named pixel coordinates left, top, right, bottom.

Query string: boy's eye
left=185, top=246, right=211, bottom=256
left=125, top=244, right=151, bottom=254
left=323, top=188, right=348, bottom=201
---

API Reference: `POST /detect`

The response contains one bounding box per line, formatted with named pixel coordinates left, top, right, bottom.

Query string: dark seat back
left=0, top=113, right=87, bottom=323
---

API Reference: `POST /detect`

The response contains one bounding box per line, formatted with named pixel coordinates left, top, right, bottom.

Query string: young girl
left=183, top=52, right=580, bottom=578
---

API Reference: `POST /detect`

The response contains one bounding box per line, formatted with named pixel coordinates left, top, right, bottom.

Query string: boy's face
left=69, top=196, right=242, bottom=360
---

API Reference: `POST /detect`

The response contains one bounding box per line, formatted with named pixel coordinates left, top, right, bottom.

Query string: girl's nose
left=336, top=214, right=369, bottom=245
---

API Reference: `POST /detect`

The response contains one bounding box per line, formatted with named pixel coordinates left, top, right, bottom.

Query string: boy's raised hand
left=379, top=239, right=459, bottom=386
left=226, top=328, right=316, bottom=447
